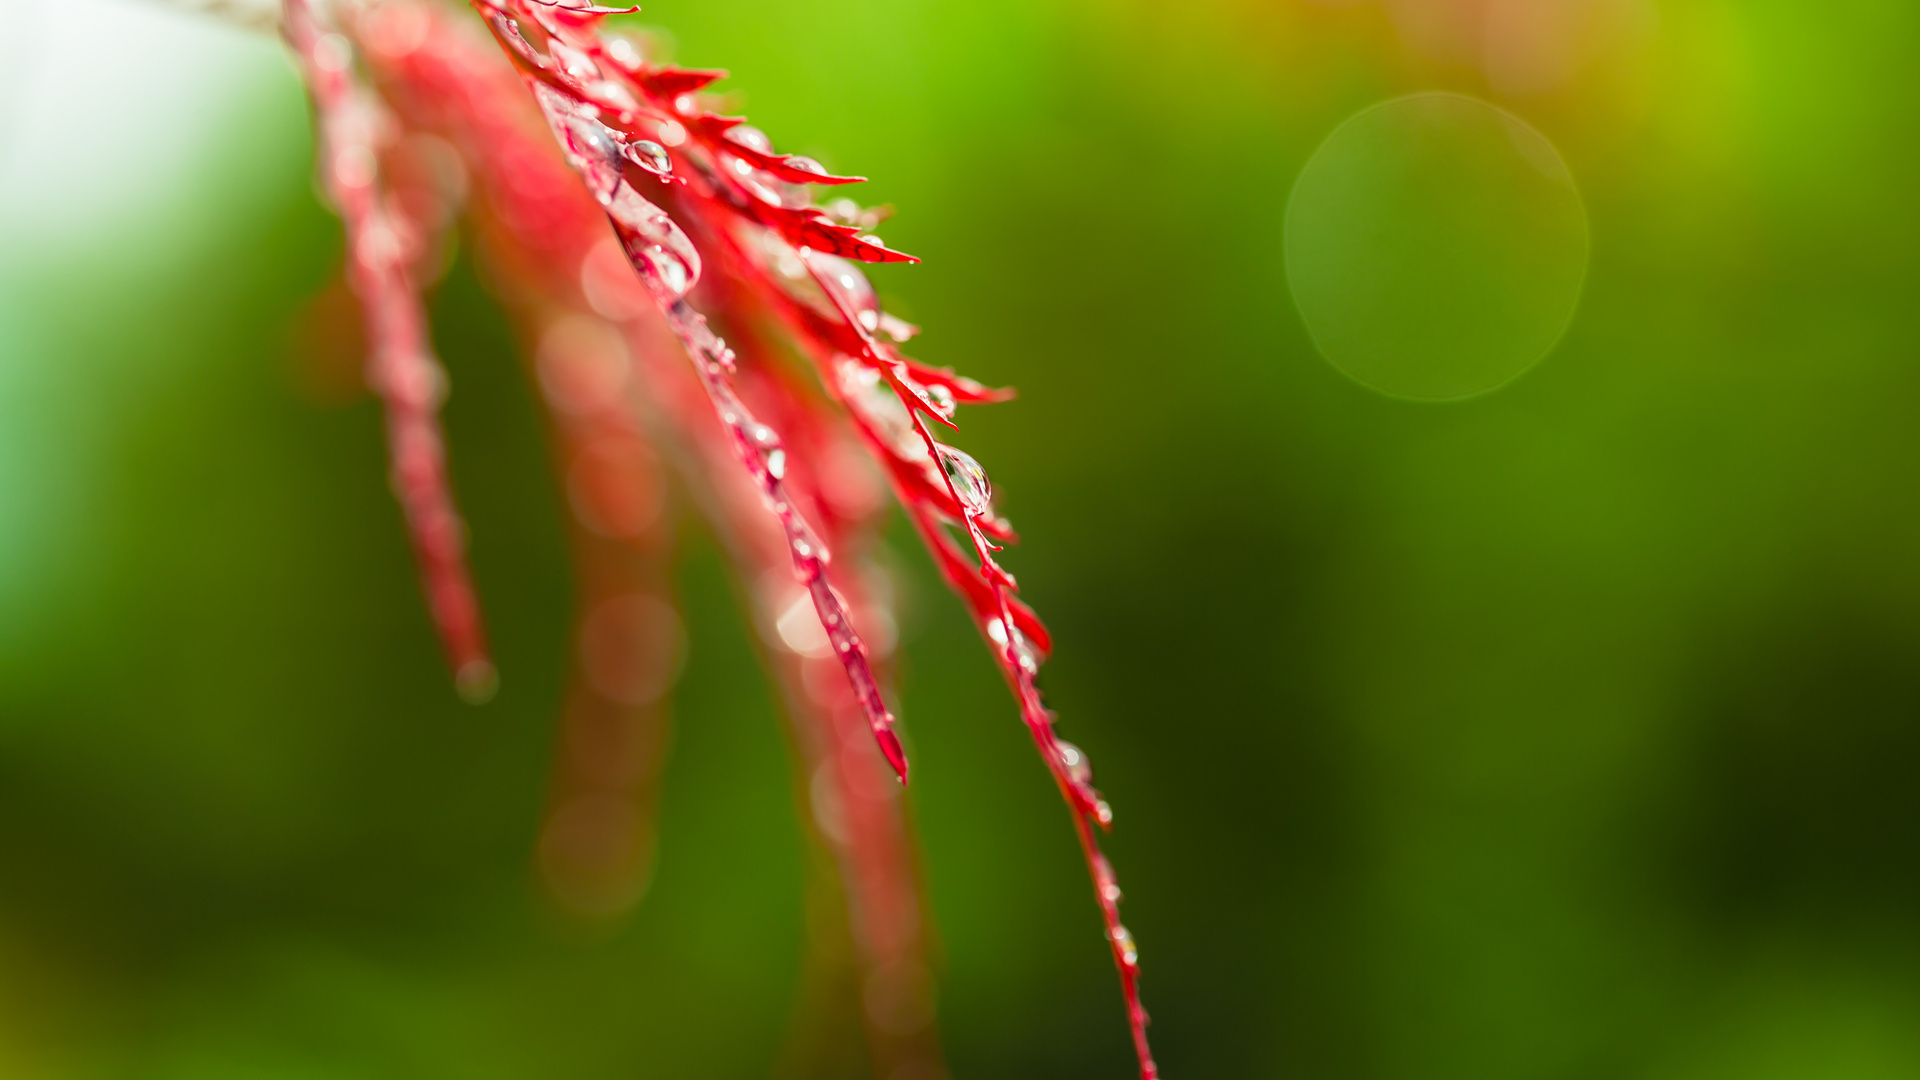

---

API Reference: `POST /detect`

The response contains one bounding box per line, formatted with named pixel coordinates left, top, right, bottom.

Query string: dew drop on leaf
left=726, top=124, right=772, bottom=152
left=935, top=444, right=992, bottom=516
left=623, top=138, right=671, bottom=176
left=1057, top=740, right=1094, bottom=787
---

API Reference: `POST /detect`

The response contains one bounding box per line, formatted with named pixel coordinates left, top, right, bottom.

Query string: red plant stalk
left=624, top=253, right=943, bottom=1074
left=529, top=309, right=682, bottom=919
left=284, top=0, right=496, bottom=702
left=458, top=1, right=1157, bottom=1073
left=284, top=0, right=1154, bottom=1070
left=350, top=9, right=944, bottom=1070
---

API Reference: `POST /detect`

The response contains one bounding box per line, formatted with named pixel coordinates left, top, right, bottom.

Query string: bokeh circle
left=1284, top=92, right=1589, bottom=402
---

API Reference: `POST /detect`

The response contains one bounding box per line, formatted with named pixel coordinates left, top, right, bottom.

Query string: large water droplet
left=809, top=252, right=878, bottom=328
left=984, top=615, right=1042, bottom=676
left=548, top=40, right=601, bottom=80
left=535, top=85, right=627, bottom=205
left=726, top=124, right=773, bottom=152
left=566, top=116, right=625, bottom=202
left=609, top=183, right=700, bottom=302
left=1057, top=740, right=1093, bottom=787
left=455, top=659, right=499, bottom=704
left=634, top=245, right=692, bottom=302
left=936, top=445, right=992, bottom=517
left=623, top=139, right=672, bottom=177
left=924, top=383, right=956, bottom=420
left=1093, top=854, right=1124, bottom=905
left=836, top=359, right=922, bottom=458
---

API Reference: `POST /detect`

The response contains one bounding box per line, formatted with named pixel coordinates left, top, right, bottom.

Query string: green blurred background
left=6, top=0, right=1920, bottom=1076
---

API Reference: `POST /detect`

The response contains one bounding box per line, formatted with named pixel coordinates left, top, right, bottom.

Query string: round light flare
left=1284, top=92, right=1590, bottom=402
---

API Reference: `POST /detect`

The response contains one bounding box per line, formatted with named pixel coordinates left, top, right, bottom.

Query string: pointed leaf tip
left=525, top=0, right=641, bottom=13
left=876, top=727, right=909, bottom=784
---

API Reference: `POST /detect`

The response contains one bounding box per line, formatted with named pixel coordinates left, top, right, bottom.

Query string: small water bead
left=785, top=155, right=827, bottom=177
left=878, top=313, right=919, bottom=343
left=547, top=40, right=601, bottom=80
left=836, top=360, right=923, bottom=457
left=534, top=85, right=623, bottom=203
left=725, top=124, right=773, bottom=152
left=924, top=383, right=956, bottom=420
left=609, top=183, right=700, bottom=302
left=623, top=139, right=672, bottom=177
left=566, top=116, right=626, bottom=201
left=984, top=616, right=1042, bottom=676
left=313, top=32, right=353, bottom=73
left=1110, top=925, right=1140, bottom=969
left=764, top=448, right=787, bottom=480
left=822, top=197, right=891, bottom=231
left=1094, top=855, right=1124, bottom=905
left=631, top=243, right=692, bottom=302
left=1056, top=740, right=1094, bottom=787
left=756, top=230, right=822, bottom=304
left=332, top=143, right=378, bottom=192
left=654, top=119, right=687, bottom=147
left=810, top=253, right=878, bottom=327
left=603, top=34, right=645, bottom=70
left=587, top=80, right=639, bottom=113
left=935, top=445, right=993, bottom=516
left=455, top=659, right=500, bottom=705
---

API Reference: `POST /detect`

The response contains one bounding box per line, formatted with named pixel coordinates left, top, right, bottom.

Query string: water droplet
left=936, top=445, right=992, bottom=516
left=623, top=139, right=672, bottom=176
left=567, top=116, right=624, bottom=201
left=603, top=34, right=645, bottom=70
left=764, top=448, right=787, bottom=480
left=984, top=616, right=1042, bottom=676
left=609, top=183, right=700, bottom=302
left=548, top=40, right=601, bottom=80
left=588, top=80, right=639, bottom=113
left=925, top=383, right=956, bottom=419
left=1110, top=925, right=1140, bottom=969
left=332, top=144, right=378, bottom=191
left=634, top=245, right=692, bottom=302
left=877, top=312, right=920, bottom=343
left=455, top=659, right=499, bottom=704
left=1057, top=740, right=1093, bottom=787
left=1094, top=855, right=1124, bottom=905
left=725, top=156, right=797, bottom=207
left=809, top=253, right=878, bottom=328
left=836, top=360, right=923, bottom=458
left=655, top=119, right=687, bottom=147
left=534, top=85, right=627, bottom=204
left=726, top=124, right=773, bottom=152
left=785, top=155, right=826, bottom=177
left=313, top=32, right=353, bottom=73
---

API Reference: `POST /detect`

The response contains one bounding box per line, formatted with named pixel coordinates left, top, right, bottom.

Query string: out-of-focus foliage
left=4, top=0, right=1920, bottom=1076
